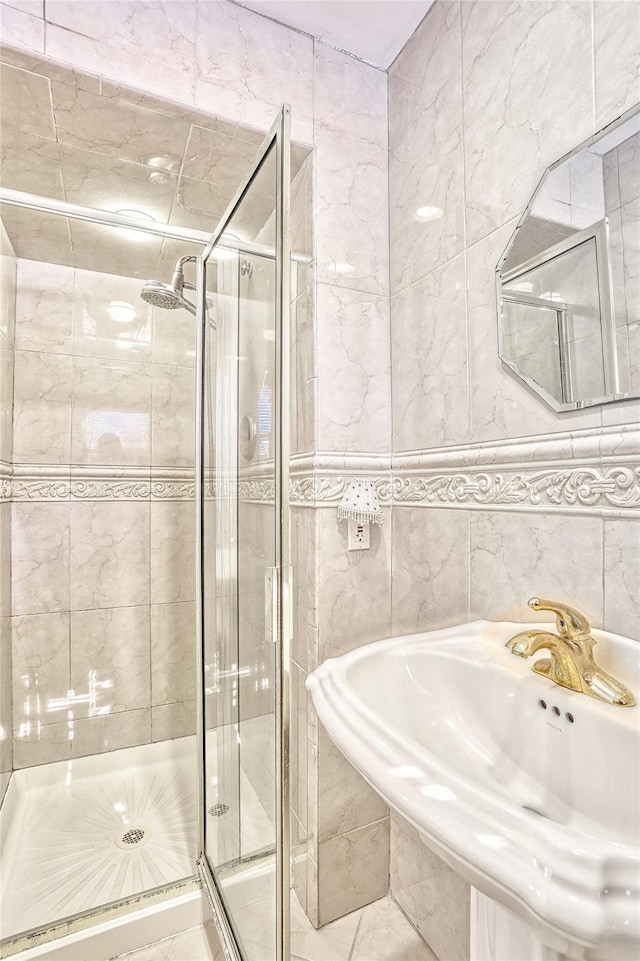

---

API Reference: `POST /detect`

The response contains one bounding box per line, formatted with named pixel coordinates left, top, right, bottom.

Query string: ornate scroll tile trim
left=9, top=466, right=196, bottom=501
left=391, top=466, right=640, bottom=515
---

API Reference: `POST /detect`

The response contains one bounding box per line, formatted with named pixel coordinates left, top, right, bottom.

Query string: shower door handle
left=265, top=567, right=279, bottom=644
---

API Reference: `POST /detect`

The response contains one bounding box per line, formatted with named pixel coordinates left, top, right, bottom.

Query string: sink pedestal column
left=470, top=890, right=567, bottom=961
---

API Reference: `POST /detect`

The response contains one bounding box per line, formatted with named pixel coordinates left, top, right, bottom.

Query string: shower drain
left=208, top=803, right=230, bottom=819
left=114, top=825, right=151, bottom=850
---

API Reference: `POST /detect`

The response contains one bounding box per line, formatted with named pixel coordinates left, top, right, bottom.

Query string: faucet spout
left=507, top=630, right=583, bottom=691
left=506, top=598, right=636, bottom=708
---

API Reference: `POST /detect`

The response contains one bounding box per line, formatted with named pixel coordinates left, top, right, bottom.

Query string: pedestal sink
left=306, top=621, right=640, bottom=961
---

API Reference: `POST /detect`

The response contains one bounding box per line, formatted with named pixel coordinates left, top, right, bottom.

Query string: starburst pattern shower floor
left=0, top=738, right=197, bottom=939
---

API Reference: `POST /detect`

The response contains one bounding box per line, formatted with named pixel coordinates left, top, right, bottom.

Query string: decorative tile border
left=390, top=466, right=640, bottom=515
left=5, top=424, right=640, bottom=515
left=9, top=467, right=196, bottom=502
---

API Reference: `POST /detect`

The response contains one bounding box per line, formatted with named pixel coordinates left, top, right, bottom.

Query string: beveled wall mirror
left=496, top=107, right=639, bottom=411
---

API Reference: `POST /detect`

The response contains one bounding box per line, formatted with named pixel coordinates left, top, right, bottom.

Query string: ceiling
left=0, top=51, right=309, bottom=279
left=233, top=0, right=434, bottom=69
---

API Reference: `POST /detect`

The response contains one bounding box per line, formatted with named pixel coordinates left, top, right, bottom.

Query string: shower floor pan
left=0, top=729, right=273, bottom=942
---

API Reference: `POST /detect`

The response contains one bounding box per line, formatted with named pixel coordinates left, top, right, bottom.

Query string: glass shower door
left=196, top=107, right=291, bottom=961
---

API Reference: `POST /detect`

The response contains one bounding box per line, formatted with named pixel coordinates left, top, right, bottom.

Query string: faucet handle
left=528, top=597, right=591, bottom=641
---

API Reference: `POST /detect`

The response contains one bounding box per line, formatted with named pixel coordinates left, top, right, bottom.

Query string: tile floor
left=116, top=893, right=438, bottom=961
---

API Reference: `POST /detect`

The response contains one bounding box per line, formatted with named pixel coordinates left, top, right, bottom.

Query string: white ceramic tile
left=0, top=334, right=14, bottom=465
left=604, top=519, right=640, bottom=640
left=617, top=133, right=640, bottom=208
left=152, top=305, right=196, bottom=368
left=181, top=122, right=258, bottom=186
left=469, top=511, right=604, bottom=628
left=621, top=198, right=640, bottom=328
left=0, top=503, right=11, bottom=622
left=59, top=142, right=177, bottom=223
left=45, top=7, right=195, bottom=104
left=70, top=605, right=150, bottom=716
left=195, top=1, right=314, bottom=144
left=0, top=130, right=64, bottom=198
left=317, top=818, right=389, bottom=925
left=151, top=700, right=196, bottom=742
left=0, top=3, right=44, bottom=53
left=317, top=728, right=388, bottom=844
left=316, top=284, right=390, bottom=454
left=15, top=258, right=73, bottom=354
left=351, top=894, right=438, bottom=961
left=0, top=62, right=54, bottom=139
left=12, top=718, right=71, bottom=767
left=390, top=812, right=469, bottom=961
left=71, top=355, right=151, bottom=466
left=388, top=0, right=465, bottom=294
left=314, top=41, right=387, bottom=146
left=291, top=289, right=316, bottom=456
left=71, top=707, right=151, bottom=758
left=117, top=923, right=223, bottom=961
left=467, top=222, right=602, bottom=441
left=12, top=349, right=72, bottom=464
left=0, top=219, right=16, bottom=344
left=594, top=0, right=640, bottom=128
left=70, top=501, right=150, bottom=610
left=150, top=501, right=194, bottom=603
left=150, top=601, right=196, bottom=705
left=317, top=510, right=391, bottom=662
left=0, top=204, right=73, bottom=266
left=11, top=611, right=70, bottom=731
left=291, top=661, right=308, bottom=829
left=73, top=266, right=153, bottom=362
left=392, top=254, right=469, bottom=451
left=391, top=508, right=470, bottom=637
left=50, top=81, right=192, bottom=167
left=315, top=124, right=389, bottom=298
left=290, top=153, right=314, bottom=270
left=151, top=364, right=195, bottom=467
left=12, top=502, right=70, bottom=615
left=461, top=0, right=594, bottom=246
left=68, top=219, right=162, bottom=279
left=0, top=618, right=11, bottom=780
left=2, top=1, right=43, bottom=14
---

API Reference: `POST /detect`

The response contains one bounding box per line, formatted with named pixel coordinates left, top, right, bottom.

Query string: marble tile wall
left=0, top=217, right=16, bottom=800
left=388, top=0, right=640, bottom=953
left=10, top=256, right=197, bottom=767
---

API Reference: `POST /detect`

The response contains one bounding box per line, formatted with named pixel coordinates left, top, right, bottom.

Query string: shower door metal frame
left=194, top=105, right=291, bottom=961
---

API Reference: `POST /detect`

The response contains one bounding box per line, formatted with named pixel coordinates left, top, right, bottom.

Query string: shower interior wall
left=9, top=254, right=199, bottom=768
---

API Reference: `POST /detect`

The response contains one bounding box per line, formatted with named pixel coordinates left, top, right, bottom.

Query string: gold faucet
left=506, top=597, right=636, bottom=707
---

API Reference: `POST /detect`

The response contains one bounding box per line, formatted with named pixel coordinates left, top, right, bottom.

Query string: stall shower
left=0, top=49, right=304, bottom=961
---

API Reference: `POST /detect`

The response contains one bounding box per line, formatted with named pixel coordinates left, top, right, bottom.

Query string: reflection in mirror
left=497, top=108, right=639, bottom=411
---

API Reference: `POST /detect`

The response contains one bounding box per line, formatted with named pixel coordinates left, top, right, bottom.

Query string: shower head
left=140, top=255, right=197, bottom=316
left=140, top=279, right=188, bottom=310
left=141, top=255, right=217, bottom=324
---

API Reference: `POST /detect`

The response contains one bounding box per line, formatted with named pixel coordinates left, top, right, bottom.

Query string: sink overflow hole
left=208, top=803, right=230, bottom=818
left=538, top=700, right=575, bottom=723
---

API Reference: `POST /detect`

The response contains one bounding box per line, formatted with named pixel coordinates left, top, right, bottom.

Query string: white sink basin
left=307, top=621, right=640, bottom=956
